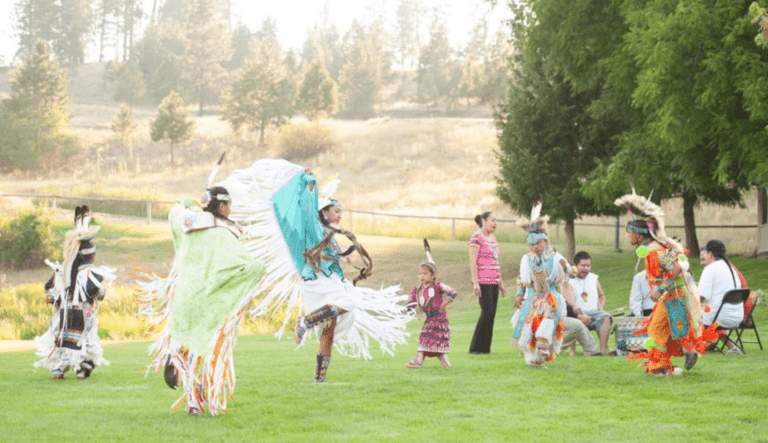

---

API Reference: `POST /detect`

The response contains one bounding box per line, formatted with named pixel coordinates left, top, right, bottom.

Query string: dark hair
left=703, top=239, right=726, bottom=260
left=474, top=211, right=492, bottom=228
left=318, top=200, right=341, bottom=227
left=204, top=186, right=230, bottom=218
left=626, top=219, right=655, bottom=238
left=573, top=251, right=591, bottom=265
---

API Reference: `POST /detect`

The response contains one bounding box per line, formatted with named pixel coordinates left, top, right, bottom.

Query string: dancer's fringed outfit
left=35, top=206, right=115, bottom=380
left=133, top=189, right=266, bottom=415
left=220, top=159, right=412, bottom=382
left=510, top=196, right=568, bottom=367
left=405, top=241, right=457, bottom=369
left=615, top=190, right=721, bottom=376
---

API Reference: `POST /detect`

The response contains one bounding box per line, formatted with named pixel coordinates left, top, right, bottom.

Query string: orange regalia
left=615, top=190, right=722, bottom=375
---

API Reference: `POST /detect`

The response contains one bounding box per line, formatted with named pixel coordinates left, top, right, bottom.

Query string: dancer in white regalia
left=221, top=159, right=413, bottom=383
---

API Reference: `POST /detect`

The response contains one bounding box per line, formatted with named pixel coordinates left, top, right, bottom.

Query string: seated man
left=699, top=239, right=747, bottom=354
left=630, top=270, right=654, bottom=317
left=561, top=282, right=601, bottom=356
left=568, top=251, right=612, bottom=355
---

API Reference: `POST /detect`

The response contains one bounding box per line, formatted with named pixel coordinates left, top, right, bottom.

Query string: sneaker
left=727, top=346, right=743, bottom=355
left=187, top=406, right=202, bottom=416
left=684, top=352, right=698, bottom=370
left=76, top=369, right=89, bottom=380
left=672, top=367, right=683, bottom=376
left=51, top=370, right=64, bottom=380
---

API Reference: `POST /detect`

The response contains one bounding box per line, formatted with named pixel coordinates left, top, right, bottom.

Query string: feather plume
left=423, top=238, right=434, bottom=264
left=530, top=194, right=543, bottom=222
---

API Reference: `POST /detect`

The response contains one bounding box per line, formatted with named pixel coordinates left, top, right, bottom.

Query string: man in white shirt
left=568, top=251, right=612, bottom=355
left=630, top=270, right=654, bottom=317
left=699, top=239, right=745, bottom=354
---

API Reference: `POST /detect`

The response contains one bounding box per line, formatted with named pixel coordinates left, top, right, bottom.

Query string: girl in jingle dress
left=405, top=261, right=457, bottom=369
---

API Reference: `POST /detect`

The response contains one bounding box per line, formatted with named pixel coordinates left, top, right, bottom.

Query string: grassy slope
left=1, top=221, right=767, bottom=442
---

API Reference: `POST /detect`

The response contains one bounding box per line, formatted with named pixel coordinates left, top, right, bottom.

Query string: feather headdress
left=614, top=185, right=683, bottom=253
left=516, top=194, right=550, bottom=244
left=318, top=178, right=340, bottom=211
left=421, top=239, right=437, bottom=275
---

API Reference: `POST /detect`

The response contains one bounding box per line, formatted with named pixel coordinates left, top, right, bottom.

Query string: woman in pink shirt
left=468, top=211, right=506, bottom=353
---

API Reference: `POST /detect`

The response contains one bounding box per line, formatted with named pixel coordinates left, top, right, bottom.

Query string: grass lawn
left=1, top=222, right=767, bottom=442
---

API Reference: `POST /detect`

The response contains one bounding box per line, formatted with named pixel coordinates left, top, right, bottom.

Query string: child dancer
left=405, top=240, right=457, bottom=369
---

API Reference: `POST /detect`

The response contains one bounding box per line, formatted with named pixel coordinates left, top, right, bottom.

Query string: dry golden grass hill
left=0, top=63, right=761, bottom=255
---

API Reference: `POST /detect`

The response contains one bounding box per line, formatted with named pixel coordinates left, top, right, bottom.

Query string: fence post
left=147, top=202, right=152, bottom=224
left=614, top=215, right=620, bottom=251
left=451, top=218, right=456, bottom=241
left=51, top=197, right=56, bottom=210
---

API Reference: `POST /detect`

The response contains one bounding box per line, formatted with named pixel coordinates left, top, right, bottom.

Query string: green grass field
left=1, top=222, right=767, bottom=442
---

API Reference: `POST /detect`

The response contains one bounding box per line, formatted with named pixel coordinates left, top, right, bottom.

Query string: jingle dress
left=409, top=282, right=457, bottom=356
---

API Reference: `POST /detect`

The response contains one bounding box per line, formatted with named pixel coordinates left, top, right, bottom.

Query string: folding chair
left=711, top=289, right=752, bottom=354
left=725, top=291, right=763, bottom=353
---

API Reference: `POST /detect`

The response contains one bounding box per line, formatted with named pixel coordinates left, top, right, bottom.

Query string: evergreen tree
left=181, top=0, right=231, bottom=115
left=221, top=37, right=295, bottom=146
left=111, top=103, right=137, bottom=161
left=14, top=0, right=91, bottom=65
left=135, top=24, right=186, bottom=101
left=416, top=19, right=459, bottom=107
left=337, top=20, right=391, bottom=118
left=298, top=60, right=338, bottom=121
left=150, top=91, right=195, bottom=167
left=0, top=40, right=78, bottom=172
left=112, top=58, right=146, bottom=107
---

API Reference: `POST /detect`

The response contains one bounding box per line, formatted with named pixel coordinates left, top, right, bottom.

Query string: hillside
left=0, top=63, right=762, bottom=255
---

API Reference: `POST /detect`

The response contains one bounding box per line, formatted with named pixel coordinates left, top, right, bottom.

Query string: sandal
left=404, top=361, right=422, bottom=369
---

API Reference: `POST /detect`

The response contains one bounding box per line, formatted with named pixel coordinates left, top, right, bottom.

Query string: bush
left=0, top=209, right=60, bottom=269
left=273, top=123, right=335, bottom=160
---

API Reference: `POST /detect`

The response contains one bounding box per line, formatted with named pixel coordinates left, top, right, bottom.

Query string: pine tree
left=221, top=35, right=295, bottom=146
left=181, top=0, right=230, bottom=115
left=111, top=104, right=137, bottom=161
left=298, top=61, right=337, bottom=122
left=0, top=40, right=78, bottom=172
left=150, top=91, right=195, bottom=167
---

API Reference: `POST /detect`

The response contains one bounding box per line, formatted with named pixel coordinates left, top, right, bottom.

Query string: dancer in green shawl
left=134, top=186, right=266, bottom=415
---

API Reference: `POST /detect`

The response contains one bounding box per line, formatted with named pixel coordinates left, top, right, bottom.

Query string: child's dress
left=409, top=282, right=457, bottom=356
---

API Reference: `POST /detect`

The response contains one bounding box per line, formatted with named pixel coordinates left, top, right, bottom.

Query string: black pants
left=469, top=284, right=499, bottom=354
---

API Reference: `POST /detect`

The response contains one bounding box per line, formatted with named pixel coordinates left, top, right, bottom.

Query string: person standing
left=468, top=211, right=506, bottom=354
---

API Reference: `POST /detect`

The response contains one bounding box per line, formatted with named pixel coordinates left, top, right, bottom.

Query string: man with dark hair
left=568, top=251, right=612, bottom=355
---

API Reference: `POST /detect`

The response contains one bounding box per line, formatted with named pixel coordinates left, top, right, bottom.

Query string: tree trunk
left=563, top=219, right=575, bottom=264
left=682, top=192, right=700, bottom=255
left=259, top=120, right=265, bottom=146
left=170, top=140, right=175, bottom=167
left=758, top=186, right=767, bottom=225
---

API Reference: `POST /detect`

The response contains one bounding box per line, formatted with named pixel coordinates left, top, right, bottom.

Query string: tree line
left=495, top=0, right=768, bottom=260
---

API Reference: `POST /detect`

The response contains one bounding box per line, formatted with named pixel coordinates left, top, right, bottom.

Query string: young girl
left=405, top=256, right=457, bottom=369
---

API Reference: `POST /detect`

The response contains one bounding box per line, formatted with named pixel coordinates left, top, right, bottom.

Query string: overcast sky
left=0, top=0, right=512, bottom=67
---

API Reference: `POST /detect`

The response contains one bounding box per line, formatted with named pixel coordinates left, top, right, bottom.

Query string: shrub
left=0, top=209, right=60, bottom=269
left=273, top=123, right=334, bottom=160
